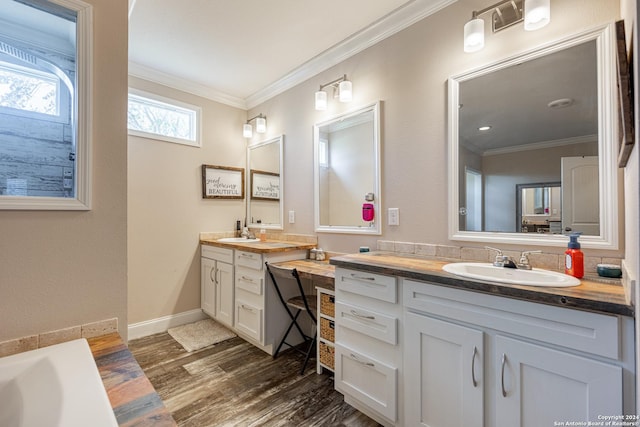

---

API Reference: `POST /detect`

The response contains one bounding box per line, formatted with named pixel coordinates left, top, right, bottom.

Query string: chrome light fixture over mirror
left=247, top=135, right=283, bottom=229
left=314, top=101, right=381, bottom=235
left=449, top=24, right=619, bottom=249
left=243, top=113, right=267, bottom=138
left=315, top=75, right=352, bottom=110
left=463, top=0, right=550, bottom=53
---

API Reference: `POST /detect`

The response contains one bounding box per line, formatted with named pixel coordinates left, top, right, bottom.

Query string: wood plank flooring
left=128, top=332, right=381, bottom=427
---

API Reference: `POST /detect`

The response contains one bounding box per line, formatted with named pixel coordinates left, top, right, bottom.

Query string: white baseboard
left=128, top=309, right=208, bottom=340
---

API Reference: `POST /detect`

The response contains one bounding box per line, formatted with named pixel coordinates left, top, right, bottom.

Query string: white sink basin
left=442, top=262, right=581, bottom=287
left=216, top=237, right=261, bottom=243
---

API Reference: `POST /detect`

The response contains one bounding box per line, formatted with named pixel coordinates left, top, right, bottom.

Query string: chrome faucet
left=516, top=250, right=542, bottom=270
left=485, top=246, right=511, bottom=267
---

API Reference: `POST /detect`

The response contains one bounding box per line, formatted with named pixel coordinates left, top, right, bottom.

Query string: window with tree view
left=127, top=89, right=201, bottom=147
left=0, top=0, right=92, bottom=210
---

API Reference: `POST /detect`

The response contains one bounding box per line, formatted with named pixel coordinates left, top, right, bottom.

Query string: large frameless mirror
left=314, top=101, right=381, bottom=235
left=448, top=25, right=618, bottom=249
left=247, top=135, right=283, bottom=229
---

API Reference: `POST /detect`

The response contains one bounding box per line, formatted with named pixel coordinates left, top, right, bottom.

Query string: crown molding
left=481, top=134, right=598, bottom=156
left=245, top=0, right=456, bottom=109
left=128, top=0, right=455, bottom=111
left=128, top=61, right=247, bottom=109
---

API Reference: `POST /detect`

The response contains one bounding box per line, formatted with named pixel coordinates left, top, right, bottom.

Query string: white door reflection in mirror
left=247, top=135, right=283, bottom=229
left=314, top=101, right=381, bottom=235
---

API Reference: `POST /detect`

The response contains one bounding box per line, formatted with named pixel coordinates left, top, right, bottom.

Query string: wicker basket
left=319, top=341, right=335, bottom=370
left=320, top=293, right=335, bottom=317
left=320, top=317, right=335, bottom=342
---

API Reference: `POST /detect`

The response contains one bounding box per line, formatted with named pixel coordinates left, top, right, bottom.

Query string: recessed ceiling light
left=478, top=126, right=492, bottom=131
left=547, top=98, right=574, bottom=109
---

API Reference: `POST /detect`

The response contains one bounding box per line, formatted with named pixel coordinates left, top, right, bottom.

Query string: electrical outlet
left=388, top=208, right=399, bottom=226
left=288, top=210, right=295, bottom=224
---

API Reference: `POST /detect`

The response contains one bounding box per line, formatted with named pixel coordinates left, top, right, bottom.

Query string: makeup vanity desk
left=270, top=259, right=336, bottom=374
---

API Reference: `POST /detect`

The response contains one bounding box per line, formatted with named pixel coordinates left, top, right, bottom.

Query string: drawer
left=404, top=279, right=621, bottom=360
left=320, top=293, right=335, bottom=317
left=335, top=268, right=397, bottom=303
left=335, top=344, right=397, bottom=422
left=335, top=301, right=398, bottom=345
left=201, top=245, right=233, bottom=263
left=235, top=299, right=263, bottom=343
left=235, top=266, right=263, bottom=295
left=235, top=250, right=263, bottom=270
left=320, top=317, right=335, bottom=342
left=319, top=341, right=335, bottom=370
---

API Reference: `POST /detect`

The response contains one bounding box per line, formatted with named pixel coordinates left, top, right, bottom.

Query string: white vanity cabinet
left=233, top=248, right=308, bottom=355
left=200, top=245, right=234, bottom=327
left=334, top=267, right=401, bottom=426
left=403, top=279, right=633, bottom=427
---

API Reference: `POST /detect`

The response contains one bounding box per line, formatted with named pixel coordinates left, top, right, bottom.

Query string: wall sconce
left=463, top=0, right=550, bottom=53
left=315, top=74, right=352, bottom=111
left=243, top=113, right=267, bottom=138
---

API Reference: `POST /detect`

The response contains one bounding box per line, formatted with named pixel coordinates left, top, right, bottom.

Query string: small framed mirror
left=448, top=25, right=619, bottom=249
left=314, top=101, right=381, bottom=235
left=247, top=135, right=283, bottom=229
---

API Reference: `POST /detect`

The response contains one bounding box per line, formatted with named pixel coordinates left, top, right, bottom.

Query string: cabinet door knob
left=471, top=346, right=478, bottom=387
left=500, top=353, right=508, bottom=397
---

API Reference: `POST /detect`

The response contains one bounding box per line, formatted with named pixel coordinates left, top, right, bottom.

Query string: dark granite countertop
left=330, top=251, right=633, bottom=317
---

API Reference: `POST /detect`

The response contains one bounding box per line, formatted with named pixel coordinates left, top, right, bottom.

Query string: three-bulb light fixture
left=243, top=113, right=267, bottom=138
left=464, top=0, right=550, bottom=53
left=314, top=74, right=352, bottom=111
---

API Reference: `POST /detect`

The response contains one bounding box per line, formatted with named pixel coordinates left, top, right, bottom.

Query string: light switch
left=388, top=208, right=399, bottom=226
left=288, top=210, right=295, bottom=223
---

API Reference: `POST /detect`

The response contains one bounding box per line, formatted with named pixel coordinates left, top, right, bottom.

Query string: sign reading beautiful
left=254, top=182, right=279, bottom=199
left=206, top=176, right=240, bottom=196
left=202, top=165, right=244, bottom=199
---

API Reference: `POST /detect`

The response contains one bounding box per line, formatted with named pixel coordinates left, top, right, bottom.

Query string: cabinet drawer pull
left=349, top=309, right=375, bottom=320
left=500, top=353, right=507, bottom=397
left=209, top=267, right=216, bottom=283
left=241, top=304, right=255, bottom=312
left=241, top=275, right=255, bottom=282
left=240, top=253, right=255, bottom=259
left=215, top=268, right=221, bottom=284
left=350, top=353, right=374, bottom=367
left=350, top=273, right=375, bottom=281
left=471, top=346, right=478, bottom=387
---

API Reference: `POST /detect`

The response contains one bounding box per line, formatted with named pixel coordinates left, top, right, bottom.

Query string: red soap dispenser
left=565, top=233, right=584, bottom=279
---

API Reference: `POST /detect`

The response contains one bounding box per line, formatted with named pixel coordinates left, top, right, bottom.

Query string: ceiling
left=127, top=0, right=453, bottom=109
left=458, top=39, right=598, bottom=153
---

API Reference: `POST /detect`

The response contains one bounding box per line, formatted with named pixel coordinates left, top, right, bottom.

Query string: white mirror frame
left=448, top=24, right=619, bottom=249
left=0, top=0, right=93, bottom=210
left=314, top=101, right=382, bottom=235
left=247, top=134, right=284, bottom=230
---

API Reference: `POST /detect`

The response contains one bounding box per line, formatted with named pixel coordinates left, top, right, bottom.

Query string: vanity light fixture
left=314, top=74, right=352, bottom=110
left=243, top=113, right=267, bottom=138
left=463, top=0, right=550, bottom=53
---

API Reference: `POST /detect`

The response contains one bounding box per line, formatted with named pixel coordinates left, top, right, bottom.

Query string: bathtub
left=0, top=338, right=119, bottom=427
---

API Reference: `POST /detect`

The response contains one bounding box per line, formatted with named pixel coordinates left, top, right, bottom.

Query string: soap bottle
left=564, top=233, right=584, bottom=278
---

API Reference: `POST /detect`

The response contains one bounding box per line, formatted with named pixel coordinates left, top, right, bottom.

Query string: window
left=128, top=89, right=201, bottom=147
left=0, top=0, right=92, bottom=210
left=0, top=60, right=60, bottom=116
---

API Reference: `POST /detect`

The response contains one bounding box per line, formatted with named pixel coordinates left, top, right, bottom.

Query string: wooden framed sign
left=615, top=20, right=635, bottom=167
left=250, top=170, right=280, bottom=200
left=202, top=165, right=244, bottom=199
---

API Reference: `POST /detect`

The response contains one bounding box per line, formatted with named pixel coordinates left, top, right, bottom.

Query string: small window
left=0, top=60, right=60, bottom=116
left=127, top=89, right=201, bottom=147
